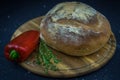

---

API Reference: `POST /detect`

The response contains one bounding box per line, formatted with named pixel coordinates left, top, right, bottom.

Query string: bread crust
left=40, top=2, right=111, bottom=56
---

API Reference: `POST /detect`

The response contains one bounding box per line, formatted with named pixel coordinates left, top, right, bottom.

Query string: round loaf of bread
left=40, top=2, right=112, bottom=56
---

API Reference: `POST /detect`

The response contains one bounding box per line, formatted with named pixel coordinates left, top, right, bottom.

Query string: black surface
left=0, top=0, right=120, bottom=80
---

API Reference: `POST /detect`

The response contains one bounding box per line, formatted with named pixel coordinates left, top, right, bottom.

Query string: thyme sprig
left=36, top=40, right=60, bottom=73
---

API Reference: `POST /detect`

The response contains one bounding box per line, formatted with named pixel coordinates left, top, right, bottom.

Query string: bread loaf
left=40, top=2, right=111, bottom=56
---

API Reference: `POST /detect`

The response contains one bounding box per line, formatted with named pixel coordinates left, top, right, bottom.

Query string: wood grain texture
left=11, top=16, right=116, bottom=78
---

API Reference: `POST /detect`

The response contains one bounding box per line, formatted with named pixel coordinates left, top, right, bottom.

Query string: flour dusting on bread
left=47, top=23, right=83, bottom=44
left=47, top=2, right=96, bottom=23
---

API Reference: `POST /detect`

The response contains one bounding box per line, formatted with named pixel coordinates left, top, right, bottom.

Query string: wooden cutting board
left=11, top=16, right=116, bottom=78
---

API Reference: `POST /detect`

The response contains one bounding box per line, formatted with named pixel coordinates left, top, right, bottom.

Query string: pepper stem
left=10, top=50, right=19, bottom=60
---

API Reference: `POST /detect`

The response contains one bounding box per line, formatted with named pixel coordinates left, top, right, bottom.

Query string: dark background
left=0, top=0, right=120, bottom=80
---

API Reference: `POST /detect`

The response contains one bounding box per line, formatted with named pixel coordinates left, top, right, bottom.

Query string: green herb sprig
left=36, top=40, right=60, bottom=73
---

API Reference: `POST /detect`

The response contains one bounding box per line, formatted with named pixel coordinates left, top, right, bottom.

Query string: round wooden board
left=11, top=16, right=116, bottom=78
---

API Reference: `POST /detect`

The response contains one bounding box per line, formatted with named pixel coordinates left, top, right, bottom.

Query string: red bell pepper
left=4, top=30, right=40, bottom=62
